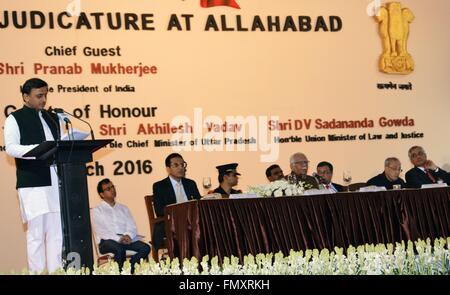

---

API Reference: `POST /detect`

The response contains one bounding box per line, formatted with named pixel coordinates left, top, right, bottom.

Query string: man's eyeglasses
left=410, top=151, right=425, bottom=158
left=388, top=166, right=403, bottom=172
left=171, top=162, right=187, bottom=169
left=293, top=161, right=309, bottom=166
left=103, top=184, right=115, bottom=192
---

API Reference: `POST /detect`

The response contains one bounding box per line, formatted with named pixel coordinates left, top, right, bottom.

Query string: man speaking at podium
left=3, top=78, right=63, bottom=273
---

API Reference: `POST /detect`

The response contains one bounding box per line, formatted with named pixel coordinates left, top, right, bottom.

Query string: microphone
left=312, top=172, right=327, bottom=184
left=42, top=108, right=61, bottom=141
left=49, top=107, right=95, bottom=140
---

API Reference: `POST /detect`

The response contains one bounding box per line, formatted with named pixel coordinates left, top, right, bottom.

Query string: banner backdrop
left=1, top=0, right=449, bottom=271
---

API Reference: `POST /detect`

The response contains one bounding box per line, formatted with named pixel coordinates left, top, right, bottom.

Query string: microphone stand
left=53, top=108, right=95, bottom=140
left=42, top=108, right=71, bottom=267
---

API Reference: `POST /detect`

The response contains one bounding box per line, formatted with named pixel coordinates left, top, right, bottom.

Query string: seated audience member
left=213, top=163, right=243, bottom=197
left=366, top=157, right=406, bottom=189
left=285, top=153, right=319, bottom=189
left=405, top=146, right=450, bottom=188
left=316, top=161, right=345, bottom=192
left=152, top=153, right=201, bottom=252
left=92, top=178, right=150, bottom=272
left=266, top=164, right=284, bottom=182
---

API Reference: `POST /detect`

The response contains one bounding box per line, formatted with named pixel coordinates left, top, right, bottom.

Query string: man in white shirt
left=92, top=178, right=150, bottom=272
left=4, top=78, right=62, bottom=274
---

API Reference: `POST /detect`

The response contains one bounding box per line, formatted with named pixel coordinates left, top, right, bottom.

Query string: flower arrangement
left=247, top=179, right=310, bottom=197
left=8, top=237, right=450, bottom=275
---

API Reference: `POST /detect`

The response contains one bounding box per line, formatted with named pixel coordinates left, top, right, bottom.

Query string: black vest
left=11, top=106, right=60, bottom=189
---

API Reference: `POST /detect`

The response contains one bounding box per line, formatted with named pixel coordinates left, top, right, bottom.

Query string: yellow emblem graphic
left=375, top=2, right=414, bottom=74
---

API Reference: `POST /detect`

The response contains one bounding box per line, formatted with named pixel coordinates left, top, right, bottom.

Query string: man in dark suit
left=266, top=164, right=284, bottom=182
left=366, top=157, right=406, bottom=189
left=285, top=152, right=319, bottom=189
left=316, top=161, right=345, bottom=192
left=405, top=146, right=450, bottom=188
left=152, top=153, right=201, bottom=252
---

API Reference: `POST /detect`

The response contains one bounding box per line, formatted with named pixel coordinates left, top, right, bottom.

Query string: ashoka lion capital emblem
left=375, top=2, right=414, bottom=74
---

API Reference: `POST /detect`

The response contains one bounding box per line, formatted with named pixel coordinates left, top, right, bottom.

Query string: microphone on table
left=312, top=172, right=327, bottom=185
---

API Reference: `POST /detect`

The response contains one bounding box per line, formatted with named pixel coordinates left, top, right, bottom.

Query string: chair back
left=144, top=195, right=164, bottom=234
left=90, top=208, right=114, bottom=266
left=144, top=195, right=166, bottom=261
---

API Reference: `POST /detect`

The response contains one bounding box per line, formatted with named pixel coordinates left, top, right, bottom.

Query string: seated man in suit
left=266, top=164, right=284, bottom=182
left=316, top=161, right=345, bottom=192
left=405, top=146, right=450, bottom=188
left=285, top=153, right=319, bottom=189
left=213, top=163, right=243, bottom=197
left=92, top=178, right=150, bottom=272
left=152, top=153, right=201, bottom=252
left=366, top=157, right=406, bottom=189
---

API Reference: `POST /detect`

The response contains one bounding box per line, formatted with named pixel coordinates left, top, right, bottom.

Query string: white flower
left=10, top=237, right=450, bottom=275
left=247, top=179, right=305, bottom=197
left=274, top=189, right=284, bottom=197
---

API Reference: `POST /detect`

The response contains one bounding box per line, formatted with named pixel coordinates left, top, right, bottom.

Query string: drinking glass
left=343, top=171, right=352, bottom=186
left=203, top=177, right=212, bottom=190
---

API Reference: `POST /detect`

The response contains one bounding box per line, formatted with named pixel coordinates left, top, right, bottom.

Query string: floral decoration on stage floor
left=11, top=237, right=450, bottom=275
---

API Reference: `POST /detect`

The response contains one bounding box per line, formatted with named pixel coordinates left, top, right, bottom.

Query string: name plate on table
left=421, top=183, right=448, bottom=189
left=303, top=189, right=335, bottom=196
left=359, top=186, right=387, bottom=192
left=229, top=194, right=259, bottom=199
left=201, top=193, right=223, bottom=200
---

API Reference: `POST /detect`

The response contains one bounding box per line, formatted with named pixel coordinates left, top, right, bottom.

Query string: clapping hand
left=424, top=160, right=438, bottom=171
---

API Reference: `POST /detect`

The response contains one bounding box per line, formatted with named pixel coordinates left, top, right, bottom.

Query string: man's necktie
left=326, top=184, right=330, bottom=189
left=175, top=182, right=184, bottom=203
left=425, top=169, right=437, bottom=183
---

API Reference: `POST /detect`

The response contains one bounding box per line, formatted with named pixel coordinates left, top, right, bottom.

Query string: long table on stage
left=165, top=187, right=450, bottom=262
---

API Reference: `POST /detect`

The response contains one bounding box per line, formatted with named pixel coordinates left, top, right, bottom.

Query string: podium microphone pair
left=48, top=107, right=95, bottom=140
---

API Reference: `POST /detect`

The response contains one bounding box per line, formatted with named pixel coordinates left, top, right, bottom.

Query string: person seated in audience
left=316, top=161, right=345, bottom=192
left=152, top=153, right=201, bottom=252
left=213, top=163, right=243, bottom=197
left=92, top=178, right=150, bottom=272
left=285, top=153, right=319, bottom=189
left=366, top=157, right=406, bottom=189
left=405, top=146, right=450, bottom=188
left=266, top=164, right=284, bottom=182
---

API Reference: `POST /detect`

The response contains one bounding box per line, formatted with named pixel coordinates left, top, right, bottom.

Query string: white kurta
left=92, top=201, right=139, bottom=244
left=4, top=111, right=60, bottom=223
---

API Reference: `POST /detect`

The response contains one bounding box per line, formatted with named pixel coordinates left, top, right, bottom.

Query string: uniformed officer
left=213, top=163, right=243, bottom=197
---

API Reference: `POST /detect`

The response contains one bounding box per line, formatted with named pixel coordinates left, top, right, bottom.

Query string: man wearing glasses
left=152, top=153, right=201, bottom=252
left=92, top=178, right=150, bottom=273
left=405, top=146, right=450, bottom=188
left=286, top=153, right=319, bottom=189
left=366, top=157, right=406, bottom=189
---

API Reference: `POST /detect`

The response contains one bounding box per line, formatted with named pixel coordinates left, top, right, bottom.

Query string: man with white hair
left=285, top=152, right=319, bottom=189
left=405, top=146, right=450, bottom=188
left=366, top=157, right=406, bottom=189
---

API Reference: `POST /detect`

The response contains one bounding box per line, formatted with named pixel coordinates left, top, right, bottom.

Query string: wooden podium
left=24, top=139, right=113, bottom=270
